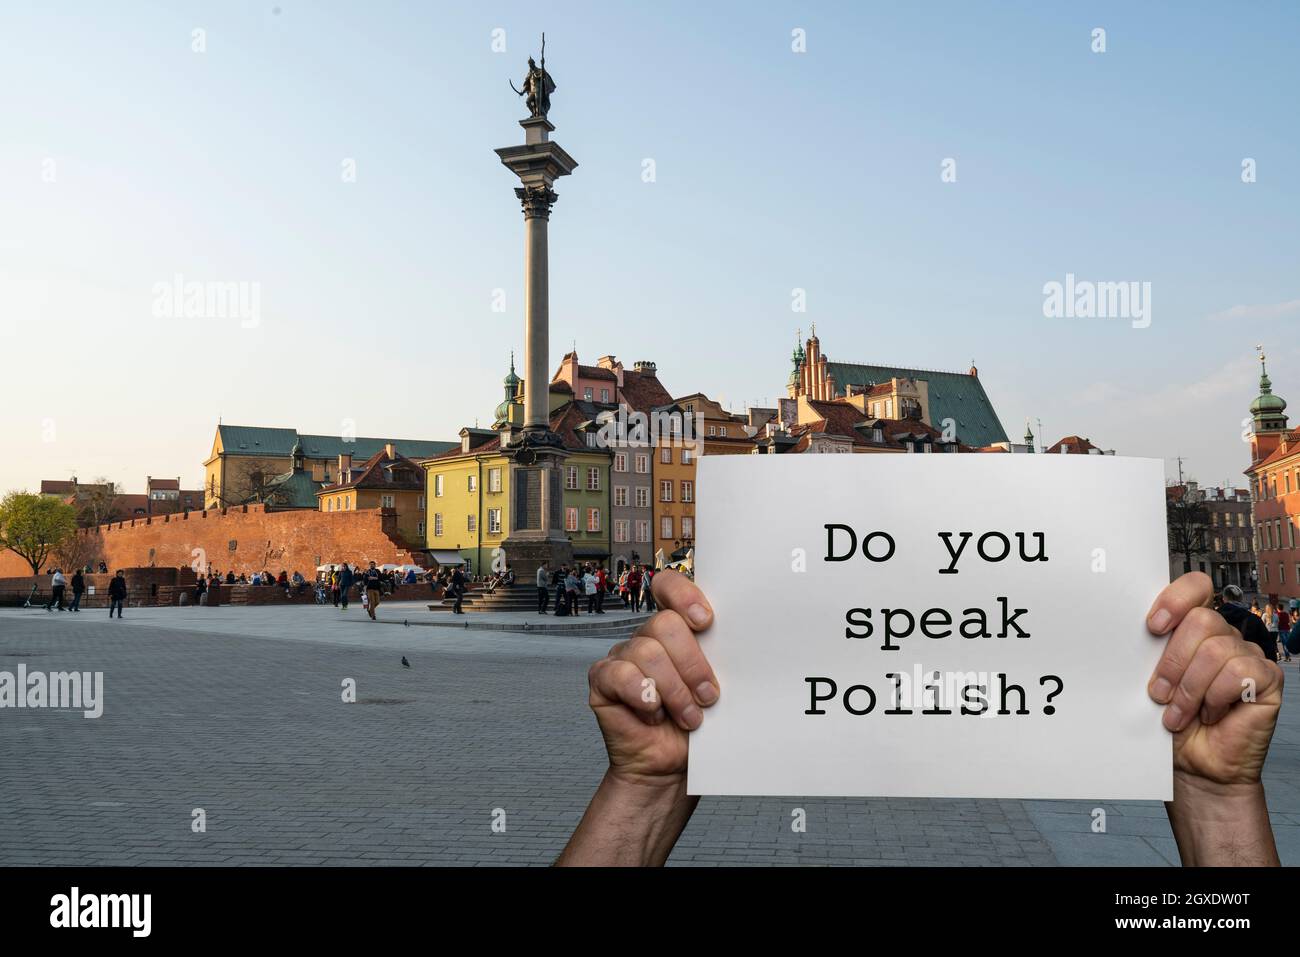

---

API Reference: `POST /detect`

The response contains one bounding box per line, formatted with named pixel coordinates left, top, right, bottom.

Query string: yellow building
left=421, top=429, right=511, bottom=576
left=315, top=445, right=428, bottom=546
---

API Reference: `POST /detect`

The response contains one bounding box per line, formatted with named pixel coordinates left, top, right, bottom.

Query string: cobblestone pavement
left=1, top=605, right=1296, bottom=866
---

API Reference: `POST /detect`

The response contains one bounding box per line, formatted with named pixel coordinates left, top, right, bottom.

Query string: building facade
left=1244, top=353, right=1299, bottom=602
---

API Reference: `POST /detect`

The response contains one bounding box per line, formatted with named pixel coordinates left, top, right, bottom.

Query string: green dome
left=1250, top=358, right=1287, bottom=415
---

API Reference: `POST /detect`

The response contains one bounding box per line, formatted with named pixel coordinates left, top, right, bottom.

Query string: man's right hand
left=586, top=569, right=718, bottom=783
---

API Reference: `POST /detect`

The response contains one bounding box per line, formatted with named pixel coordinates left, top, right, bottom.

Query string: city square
left=2, top=603, right=1297, bottom=866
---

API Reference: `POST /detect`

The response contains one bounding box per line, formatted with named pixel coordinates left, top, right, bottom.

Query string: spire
left=1023, top=419, right=1035, bottom=453
left=1249, top=345, right=1288, bottom=430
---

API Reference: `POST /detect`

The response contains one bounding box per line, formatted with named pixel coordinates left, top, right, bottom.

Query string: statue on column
left=510, top=35, right=556, bottom=118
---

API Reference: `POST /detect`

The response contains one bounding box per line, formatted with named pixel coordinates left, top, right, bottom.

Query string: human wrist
left=1167, top=771, right=1278, bottom=866
left=557, top=768, right=697, bottom=866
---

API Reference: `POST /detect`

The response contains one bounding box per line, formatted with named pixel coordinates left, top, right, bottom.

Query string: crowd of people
left=1217, top=585, right=1300, bottom=662
left=532, top=561, right=661, bottom=617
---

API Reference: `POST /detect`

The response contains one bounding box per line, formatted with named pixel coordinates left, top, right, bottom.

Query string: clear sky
left=2, top=0, right=1296, bottom=495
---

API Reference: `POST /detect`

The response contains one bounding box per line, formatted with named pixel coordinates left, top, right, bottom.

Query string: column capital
left=515, top=185, right=558, bottom=220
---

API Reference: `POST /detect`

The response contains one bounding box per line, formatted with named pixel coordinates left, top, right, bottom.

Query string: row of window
left=432, top=470, right=502, bottom=498
left=1212, top=537, right=1251, bottom=553
left=1260, top=562, right=1300, bottom=586
left=1256, top=466, right=1300, bottom=500
left=428, top=509, right=696, bottom=542
left=612, top=515, right=695, bottom=543
left=1210, top=511, right=1247, bottom=528
left=431, top=509, right=503, bottom=537
left=1257, top=518, right=1298, bottom=551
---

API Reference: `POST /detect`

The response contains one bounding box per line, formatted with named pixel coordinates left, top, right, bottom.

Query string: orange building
left=1244, top=352, right=1299, bottom=602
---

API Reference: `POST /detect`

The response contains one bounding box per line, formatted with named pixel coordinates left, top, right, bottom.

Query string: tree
left=1167, top=482, right=1210, bottom=576
left=76, top=477, right=123, bottom=527
left=0, top=491, right=79, bottom=574
left=209, top=462, right=288, bottom=508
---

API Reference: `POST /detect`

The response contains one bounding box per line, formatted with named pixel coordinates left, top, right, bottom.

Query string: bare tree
left=76, top=477, right=123, bottom=527
left=1167, top=481, right=1210, bottom=576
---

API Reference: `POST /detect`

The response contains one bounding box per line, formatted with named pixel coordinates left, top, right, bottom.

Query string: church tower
left=1249, top=350, right=1290, bottom=464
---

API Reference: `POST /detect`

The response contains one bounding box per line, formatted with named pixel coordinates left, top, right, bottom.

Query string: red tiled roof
left=1249, top=429, right=1300, bottom=471
left=426, top=401, right=605, bottom=462
left=619, top=369, right=673, bottom=413
left=1045, top=435, right=1102, bottom=454
left=319, top=448, right=424, bottom=492
left=40, top=480, right=76, bottom=494
left=149, top=478, right=180, bottom=490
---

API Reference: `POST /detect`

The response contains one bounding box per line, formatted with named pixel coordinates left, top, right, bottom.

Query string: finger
left=1161, top=630, right=1245, bottom=731
left=649, top=569, right=713, bottom=631
left=1200, top=654, right=1284, bottom=726
left=588, top=657, right=667, bottom=724
left=623, top=633, right=702, bottom=730
left=639, top=609, right=719, bottom=707
left=1146, top=571, right=1213, bottom=636
left=1149, top=605, right=1234, bottom=705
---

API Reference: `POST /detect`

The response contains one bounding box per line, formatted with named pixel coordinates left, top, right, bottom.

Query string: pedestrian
left=640, top=564, right=657, bottom=613
left=69, top=569, right=85, bottom=612
left=536, top=560, right=551, bottom=614
left=451, top=564, right=467, bottom=614
left=107, top=570, right=127, bottom=618
left=1218, top=585, right=1274, bottom=659
left=1263, top=600, right=1279, bottom=657
left=364, top=561, right=383, bottom=620
left=45, top=568, right=67, bottom=612
left=595, top=565, right=607, bottom=614
left=583, top=566, right=598, bottom=613
left=194, top=574, right=207, bottom=605
left=339, top=562, right=354, bottom=610
left=627, top=565, right=642, bottom=613
left=565, top=566, right=581, bottom=616
left=1277, top=601, right=1293, bottom=662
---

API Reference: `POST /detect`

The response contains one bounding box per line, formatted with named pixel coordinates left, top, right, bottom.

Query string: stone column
left=520, top=187, right=556, bottom=431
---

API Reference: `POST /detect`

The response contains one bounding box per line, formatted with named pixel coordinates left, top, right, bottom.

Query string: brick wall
left=0, top=505, right=415, bottom=581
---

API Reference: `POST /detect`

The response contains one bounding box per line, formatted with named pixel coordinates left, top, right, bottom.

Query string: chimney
left=384, top=442, right=396, bottom=459
left=338, top=453, right=352, bottom=479
left=633, top=360, right=657, bottom=377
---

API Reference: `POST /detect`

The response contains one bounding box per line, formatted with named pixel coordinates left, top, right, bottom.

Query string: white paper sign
left=688, top=454, right=1172, bottom=801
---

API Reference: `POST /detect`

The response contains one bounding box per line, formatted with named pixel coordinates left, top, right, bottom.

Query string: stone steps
left=403, top=612, right=653, bottom=640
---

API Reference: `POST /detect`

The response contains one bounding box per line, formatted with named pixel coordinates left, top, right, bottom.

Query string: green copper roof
left=825, top=362, right=1008, bottom=447
left=218, top=426, right=456, bottom=460
left=264, top=469, right=323, bottom=509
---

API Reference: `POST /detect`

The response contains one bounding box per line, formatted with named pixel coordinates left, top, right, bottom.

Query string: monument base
left=499, top=537, right=574, bottom=586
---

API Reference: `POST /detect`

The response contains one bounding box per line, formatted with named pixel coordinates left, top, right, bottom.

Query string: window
left=635, top=454, right=649, bottom=474
left=587, top=467, right=601, bottom=491
left=661, top=516, right=673, bottom=539
left=433, top=513, right=443, bottom=536
left=417, top=495, right=424, bottom=509
left=417, top=521, right=425, bottom=537
left=614, top=486, right=629, bottom=507
left=682, top=448, right=693, bottom=465
left=708, top=425, right=716, bottom=436
left=584, top=387, right=593, bottom=401
left=587, top=508, right=601, bottom=532
left=660, top=447, right=671, bottom=464
left=565, top=507, right=579, bottom=532
left=1214, top=536, right=1221, bottom=552
left=660, top=480, right=673, bottom=502
left=681, top=481, right=693, bottom=503
left=380, top=494, right=395, bottom=508
left=586, top=432, right=596, bottom=448
left=615, top=520, right=629, bottom=542
left=488, top=508, right=501, bottom=534
left=635, top=520, right=650, bottom=543
left=682, top=516, right=694, bottom=538
left=468, top=475, right=477, bottom=492
left=719, top=426, right=727, bottom=437
left=635, top=487, right=650, bottom=508
left=1280, top=563, right=1286, bottom=585
left=601, top=388, right=610, bottom=403
left=488, top=468, right=501, bottom=493
left=467, top=514, right=477, bottom=532
left=435, top=474, right=444, bottom=497
left=615, top=452, right=627, bottom=472
left=566, top=466, right=578, bottom=490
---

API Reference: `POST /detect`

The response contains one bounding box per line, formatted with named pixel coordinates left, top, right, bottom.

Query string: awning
left=428, top=550, right=466, bottom=566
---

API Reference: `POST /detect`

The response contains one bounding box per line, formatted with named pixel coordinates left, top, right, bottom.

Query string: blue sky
left=1, top=0, right=1296, bottom=494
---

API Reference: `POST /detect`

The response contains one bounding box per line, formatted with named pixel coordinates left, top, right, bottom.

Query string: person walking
left=338, top=563, right=354, bottom=610
left=595, top=565, right=607, bottom=614
left=1276, top=601, right=1292, bottom=662
left=364, top=561, right=383, bottom=620
left=107, top=570, right=127, bottom=618
left=565, top=567, right=582, bottom=616
left=45, top=569, right=67, bottom=612
left=194, top=574, right=207, bottom=605
left=536, top=561, right=551, bottom=614
left=329, top=566, right=340, bottom=606
left=68, top=569, right=85, bottom=612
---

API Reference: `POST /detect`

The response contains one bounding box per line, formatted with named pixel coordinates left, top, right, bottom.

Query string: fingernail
left=1164, top=703, right=1184, bottom=730
left=696, top=681, right=719, bottom=705
left=1150, top=677, right=1173, bottom=703
left=687, top=604, right=711, bottom=628
left=1149, top=608, right=1172, bottom=633
left=681, top=704, right=703, bottom=729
